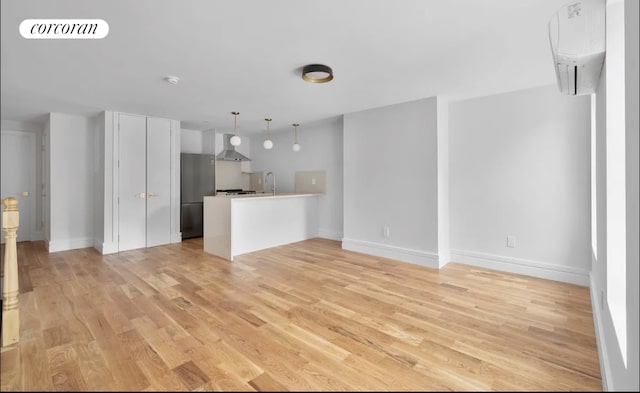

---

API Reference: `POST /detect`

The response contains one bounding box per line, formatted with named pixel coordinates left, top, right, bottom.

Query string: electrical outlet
left=507, top=235, right=516, bottom=248
left=383, top=226, right=390, bottom=238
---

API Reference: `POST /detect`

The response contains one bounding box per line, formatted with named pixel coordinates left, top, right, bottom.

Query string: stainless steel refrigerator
left=180, top=153, right=216, bottom=239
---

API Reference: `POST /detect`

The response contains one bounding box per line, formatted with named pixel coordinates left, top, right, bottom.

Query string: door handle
left=147, top=192, right=156, bottom=198
left=135, top=193, right=146, bottom=199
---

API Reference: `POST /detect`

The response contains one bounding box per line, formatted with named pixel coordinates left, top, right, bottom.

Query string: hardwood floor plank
left=74, top=341, right=118, bottom=391
left=172, top=360, right=209, bottom=391
left=85, top=315, right=150, bottom=391
left=0, top=238, right=602, bottom=391
left=0, top=347, right=21, bottom=391
left=248, top=372, right=288, bottom=392
left=19, top=336, right=54, bottom=391
left=46, top=344, right=88, bottom=391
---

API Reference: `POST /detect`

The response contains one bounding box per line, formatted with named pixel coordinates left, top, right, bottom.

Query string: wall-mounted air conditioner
left=549, top=0, right=605, bottom=96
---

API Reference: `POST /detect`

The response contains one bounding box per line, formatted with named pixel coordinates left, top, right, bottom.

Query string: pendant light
left=263, top=118, right=273, bottom=149
left=229, top=111, right=241, bottom=146
left=292, top=123, right=301, bottom=152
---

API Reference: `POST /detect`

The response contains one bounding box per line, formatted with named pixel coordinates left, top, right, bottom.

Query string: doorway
left=1, top=130, right=36, bottom=243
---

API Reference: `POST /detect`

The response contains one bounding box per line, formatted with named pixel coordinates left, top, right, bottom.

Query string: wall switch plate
left=507, top=235, right=516, bottom=248
left=311, top=178, right=316, bottom=185
left=383, top=226, right=390, bottom=238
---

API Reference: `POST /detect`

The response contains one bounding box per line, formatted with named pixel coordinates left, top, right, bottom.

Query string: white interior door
left=1, top=131, right=35, bottom=243
left=118, top=114, right=147, bottom=252
left=145, top=117, right=171, bottom=247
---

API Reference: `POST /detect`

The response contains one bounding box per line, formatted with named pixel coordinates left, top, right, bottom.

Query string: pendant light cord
left=266, top=118, right=271, bottom=139
left=231, top=111, right=239, bottom=136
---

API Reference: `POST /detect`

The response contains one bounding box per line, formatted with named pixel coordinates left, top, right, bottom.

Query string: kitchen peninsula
left=203, top=193, right=320, bottom=261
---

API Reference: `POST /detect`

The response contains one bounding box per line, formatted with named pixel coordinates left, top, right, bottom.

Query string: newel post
left=2, top=197, right=19, bottom=347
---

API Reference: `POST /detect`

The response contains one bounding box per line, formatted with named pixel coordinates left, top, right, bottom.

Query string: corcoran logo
left=19, top=19, right=109, bottom=39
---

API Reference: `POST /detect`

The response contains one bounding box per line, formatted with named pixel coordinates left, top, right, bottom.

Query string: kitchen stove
left=216, top=189, right=257, bottom=195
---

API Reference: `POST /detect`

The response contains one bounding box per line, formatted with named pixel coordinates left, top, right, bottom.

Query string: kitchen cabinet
left=240, top=160, right=253, bottom=173
left=94, top=111, right=180, bottom=254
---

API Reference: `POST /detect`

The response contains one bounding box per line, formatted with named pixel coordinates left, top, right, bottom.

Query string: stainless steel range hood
left=216, top=134, right=251, bottom=161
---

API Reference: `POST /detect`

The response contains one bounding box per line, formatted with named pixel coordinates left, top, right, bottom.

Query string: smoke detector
left=164, top=75, right=180, bottom=85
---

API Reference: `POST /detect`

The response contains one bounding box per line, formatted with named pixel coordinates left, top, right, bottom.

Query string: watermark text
left=20, top=19, right=109, bottom=39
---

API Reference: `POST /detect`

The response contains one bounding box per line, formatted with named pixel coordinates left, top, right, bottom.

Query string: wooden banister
left=2, top=196, right=19, bottom=347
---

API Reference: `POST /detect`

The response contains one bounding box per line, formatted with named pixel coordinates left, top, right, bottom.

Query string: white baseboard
left=450, top=249, right=590, bottom=286
left=171, top=232, right=182, bottom=243
left=318, top=228, right=343, bottom=241
left=342, top=238, right=440, bottom=269
left=98, top=242, right=118, bottom=255
left=47, top=237, right=94, bottom=253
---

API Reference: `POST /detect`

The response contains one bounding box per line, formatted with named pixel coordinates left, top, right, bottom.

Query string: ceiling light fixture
left=301, top=64, right=333, bottom=83
left=164, top=75, right=180, bottom=85
left=292, top=123, right=301, bottom=152
left=263, top=118, right=273, bottom=150
left=230, top=111, right=241, bottom=146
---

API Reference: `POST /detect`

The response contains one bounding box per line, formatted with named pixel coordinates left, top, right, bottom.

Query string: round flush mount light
left=164, top=75, right=180, bottom=85
left=302, top=64, right=333, bottom=83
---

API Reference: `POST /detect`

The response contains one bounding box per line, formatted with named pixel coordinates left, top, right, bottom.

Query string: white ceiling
left=1, top=0, right=565, bottom=135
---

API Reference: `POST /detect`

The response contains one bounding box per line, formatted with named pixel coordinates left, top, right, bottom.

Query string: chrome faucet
left=265, top=171, right=276, bottom=195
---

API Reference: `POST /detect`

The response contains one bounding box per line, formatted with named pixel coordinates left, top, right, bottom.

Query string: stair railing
left=2, top=197, right=19, bottom=347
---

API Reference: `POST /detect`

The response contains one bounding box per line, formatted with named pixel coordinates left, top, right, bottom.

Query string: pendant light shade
left=302, top=64, right=333, bottom=83
left=292, top=123, right=301, bottom=152
left=263, top=118, right=273, bottom=150
left=230, top=111, right=241, bottom=146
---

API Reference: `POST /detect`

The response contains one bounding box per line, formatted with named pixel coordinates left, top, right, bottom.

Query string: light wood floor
left=1, top=238, right=601, bottom=391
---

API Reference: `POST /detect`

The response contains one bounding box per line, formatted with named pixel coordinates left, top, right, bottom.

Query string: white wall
left=180, top=128, right=204, bottom=153
left=449, top=85, right=591, bottom=285
left=43, top=118, right=50, bottom=243
left=590, top=0, right=639, bottom=390
left=343, top=98, right=440, bottom=266
left=437, top=97, right=450, bottom=266
left=93, top=112, right=106, bottom=250
left=249, top=117, right=344, bottom=240
left=48, top=112, right=95, bottom=252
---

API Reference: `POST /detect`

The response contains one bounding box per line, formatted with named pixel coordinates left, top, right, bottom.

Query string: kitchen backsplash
left=295, top=171, right=326, bottom=194
left=249, top=171, right=264, bottom=192
left=216, top=161, right=250, bottom=191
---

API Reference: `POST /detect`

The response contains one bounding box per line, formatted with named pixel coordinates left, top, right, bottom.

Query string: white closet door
left=145, top=117, right=171, bottom=247
left=118, top=114, right=147, bottom=252
left=1, top=131, right=36, bottom=242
